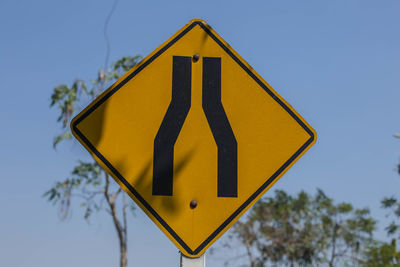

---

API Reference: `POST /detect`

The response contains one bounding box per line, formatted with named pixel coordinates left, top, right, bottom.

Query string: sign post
left=180, top=253, right=205, bottom=267
left=70, top=18, right=316, bottom=261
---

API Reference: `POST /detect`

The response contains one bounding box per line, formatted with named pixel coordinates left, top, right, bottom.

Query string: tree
left=363, top=239, right=400, bottom=266
left=381, top=197, right=400, bottom=241
left=226, top=189, right=376, bottom=267
left=380, top=134, right=400, bottom=242
left=44, top=55, right=142, bottom=267
left=313, top=190, right=376, bottom=267
left=370, top=134, right=400, bottom=266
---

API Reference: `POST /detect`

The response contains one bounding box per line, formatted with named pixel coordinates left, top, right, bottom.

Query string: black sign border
left=72, top=20, right=315, bottom=256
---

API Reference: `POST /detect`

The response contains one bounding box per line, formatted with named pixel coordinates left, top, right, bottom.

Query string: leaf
left=382, top=197, right=398, bottom=208
left=386, top=222, right=399, bottom=236
left=53, top=131, right=72, bottom=149
left=50, top=85, right=70, bottom=107
left=43, top=188, right=60, bottom=203
left=338, top=203, right=353, bottom=213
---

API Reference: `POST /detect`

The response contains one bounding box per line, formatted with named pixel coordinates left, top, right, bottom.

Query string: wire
left=103, top=0, right=120, bottom=71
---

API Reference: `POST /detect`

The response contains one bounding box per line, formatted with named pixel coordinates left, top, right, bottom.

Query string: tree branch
left=104, top=173, right=124, bottom=244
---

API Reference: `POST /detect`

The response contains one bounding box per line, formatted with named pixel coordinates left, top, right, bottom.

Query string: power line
left=103, top=0, right=120, bottom=71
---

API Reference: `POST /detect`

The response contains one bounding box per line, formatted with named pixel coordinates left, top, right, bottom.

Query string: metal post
left=180, top=253, right=205, bottom=267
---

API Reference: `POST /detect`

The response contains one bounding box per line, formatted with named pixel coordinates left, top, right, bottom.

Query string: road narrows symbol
left=152, top=56, right=238, bottom=197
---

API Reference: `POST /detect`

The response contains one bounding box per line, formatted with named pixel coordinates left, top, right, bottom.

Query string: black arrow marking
left=152, top=56, right=192, bottom=196
left=202, top=57, right=238, bottom=197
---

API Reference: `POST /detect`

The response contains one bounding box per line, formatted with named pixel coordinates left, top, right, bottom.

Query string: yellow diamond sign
left=71, top=19, right=316, bottom=257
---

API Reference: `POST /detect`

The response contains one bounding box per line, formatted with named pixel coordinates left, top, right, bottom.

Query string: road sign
left=71, top=19, right=316, bottom=258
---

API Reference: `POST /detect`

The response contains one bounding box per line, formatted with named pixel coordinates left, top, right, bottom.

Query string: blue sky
left=1, top=0, right=400, bottom=266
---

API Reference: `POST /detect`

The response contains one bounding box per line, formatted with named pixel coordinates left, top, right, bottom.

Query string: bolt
left=192, top=54, right=200, bottom=62
left=190, top=200, right=197, bottom=209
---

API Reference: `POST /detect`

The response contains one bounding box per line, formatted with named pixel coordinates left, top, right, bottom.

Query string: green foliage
left=229, top=189, right=376, bottom=267
left=50, top=55, right=142, bottom=149
left=370, top=134, right=400, bottom=265
left=364, top=240, right=400, bottom=266
left=93, top=55, right=142, bottom=87
left=46, top=55, right=141, bottom=267
left=53, top=131, right=72, bottom=149
left=45, top=55, right=141, bottom=221
left=382, top=196, right=400, bottom=239
left=51, top=80, right=88, bottom=127
left=112, top=55, right=142, bottom=74
left=44, top=161, right=103, bottom=220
